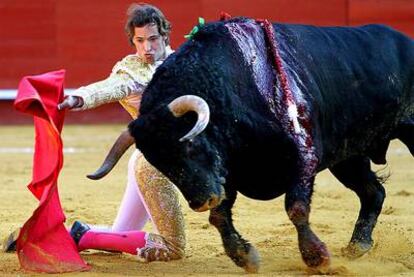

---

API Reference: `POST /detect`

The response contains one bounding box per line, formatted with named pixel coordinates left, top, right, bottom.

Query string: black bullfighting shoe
left=70, top=220, right=90, bottom=245
left=2, top=228, right=20, bottom=252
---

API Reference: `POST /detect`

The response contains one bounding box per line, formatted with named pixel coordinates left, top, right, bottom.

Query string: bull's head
left=88, top=95, right=227, bottom=212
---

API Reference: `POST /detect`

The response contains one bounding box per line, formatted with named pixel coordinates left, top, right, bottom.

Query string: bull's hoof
left=242, top=245, right=260, bottom=273
left=228, top=244, right=261, bottom=273
left=301, top=241, right=330, bottom=269
left=341, top=241, right=372, bottom=259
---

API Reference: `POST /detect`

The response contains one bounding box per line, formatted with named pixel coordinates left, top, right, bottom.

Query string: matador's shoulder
left=111, top=54, right=153, bottom=84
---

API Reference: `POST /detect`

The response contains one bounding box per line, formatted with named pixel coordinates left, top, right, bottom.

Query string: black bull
left=90, top=18, right=414, bottom=272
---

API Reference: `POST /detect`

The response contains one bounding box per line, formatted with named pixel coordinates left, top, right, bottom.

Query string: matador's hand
left=57, top=96, right=84, bottom=110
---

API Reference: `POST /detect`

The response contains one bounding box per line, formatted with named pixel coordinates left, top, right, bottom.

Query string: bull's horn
left=168, top=95, right=210, bottom=142
left=87, top=129, right=134, bottom=180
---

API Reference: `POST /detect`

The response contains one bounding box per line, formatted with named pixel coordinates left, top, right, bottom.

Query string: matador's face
left=132, top=23, right=167, bottom=65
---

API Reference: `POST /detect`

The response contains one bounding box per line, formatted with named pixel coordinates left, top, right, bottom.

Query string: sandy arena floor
left=0, top=125, right=413, bottom=276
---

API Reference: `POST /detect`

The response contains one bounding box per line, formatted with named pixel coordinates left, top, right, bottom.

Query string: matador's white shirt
left=72, top=46, right=174, bottom=119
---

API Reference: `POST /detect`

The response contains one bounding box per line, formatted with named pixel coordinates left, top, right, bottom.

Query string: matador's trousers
left=135, top=153, right=186, bottom=261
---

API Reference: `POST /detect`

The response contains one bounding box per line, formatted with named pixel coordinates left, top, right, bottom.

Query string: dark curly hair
left=125, top=3, right=171, bottom=46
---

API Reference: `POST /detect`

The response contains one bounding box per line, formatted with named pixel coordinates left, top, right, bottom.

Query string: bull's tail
left=395, top=118, right=414, bottom=157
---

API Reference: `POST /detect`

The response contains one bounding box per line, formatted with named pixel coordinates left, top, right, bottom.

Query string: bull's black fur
left=129, top=17, right=414, bottom=271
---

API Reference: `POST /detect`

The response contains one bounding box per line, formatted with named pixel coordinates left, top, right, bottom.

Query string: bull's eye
left=185, top=140, right=193, bottom=149
left=185, top=141, right=196, bottom=158
left=186, top=140, right=205, bottom=161
left=185, top=142, right=199, bottom=160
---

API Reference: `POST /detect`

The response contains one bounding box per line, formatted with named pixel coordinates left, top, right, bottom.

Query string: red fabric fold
left=13, top=70, right=90, bottom=273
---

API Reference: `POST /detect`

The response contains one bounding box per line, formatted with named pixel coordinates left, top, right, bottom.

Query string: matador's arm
left=71, top=71, right=145, bottom=111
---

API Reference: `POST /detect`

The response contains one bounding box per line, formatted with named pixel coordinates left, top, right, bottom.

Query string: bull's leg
left=285, top=177, right=330, bottom=269
left=209, top=189, right=260, bottom=273
left=329, top=156, right=385, bottom=258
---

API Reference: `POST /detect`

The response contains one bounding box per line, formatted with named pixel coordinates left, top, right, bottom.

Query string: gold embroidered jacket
left=72, top=46, right=173, bottom=119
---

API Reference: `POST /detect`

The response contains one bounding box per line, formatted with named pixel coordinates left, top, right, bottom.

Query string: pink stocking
left=77, top=230, right=146, bottom=255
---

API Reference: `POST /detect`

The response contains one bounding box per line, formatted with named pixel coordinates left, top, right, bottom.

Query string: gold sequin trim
left=135, top=156, right=186, bottom=261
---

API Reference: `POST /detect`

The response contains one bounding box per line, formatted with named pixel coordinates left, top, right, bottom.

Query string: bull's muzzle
left=189, top=184, right=226, bottom=212
left=192, top=195, right=222, bottom=212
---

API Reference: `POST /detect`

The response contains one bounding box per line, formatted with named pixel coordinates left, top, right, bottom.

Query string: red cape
left=13, top=70, right=90, bottom=272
